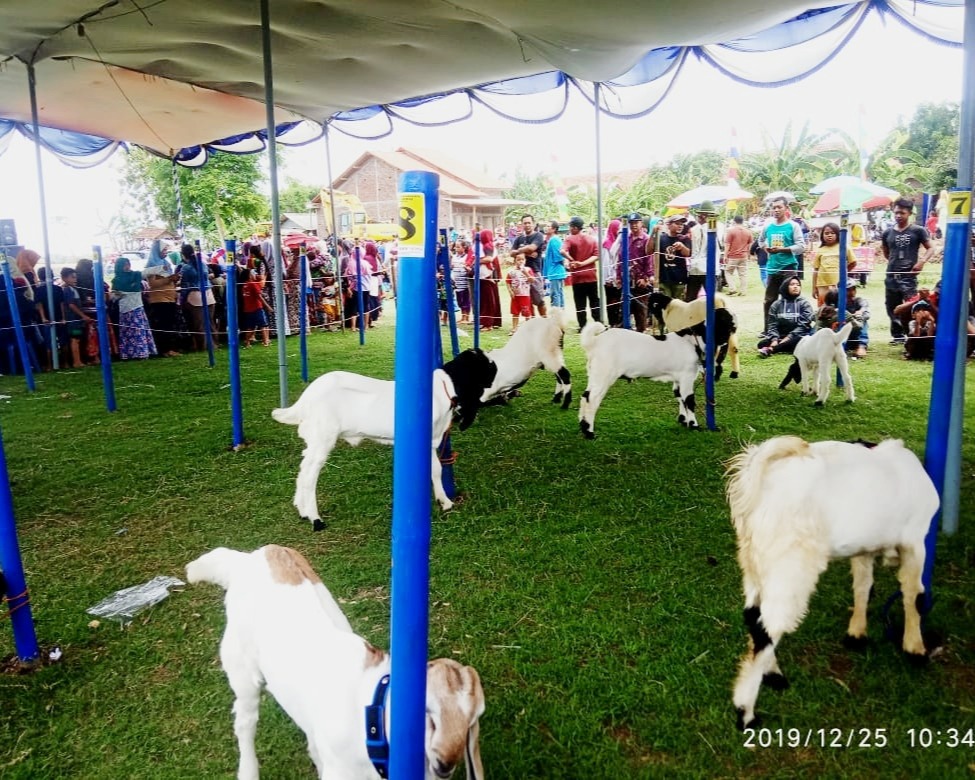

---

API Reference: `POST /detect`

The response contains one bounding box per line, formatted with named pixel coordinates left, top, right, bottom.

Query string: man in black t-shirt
left=509, top=213, right=547, bottom=317
left=882, top=197, right=933, bottom=343
left=656, top=214, right=691, bottom=301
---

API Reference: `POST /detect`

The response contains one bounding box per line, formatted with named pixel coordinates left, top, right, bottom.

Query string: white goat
left=646, top=291, right=740, bottom=378
left=272, top=352, right=496, bottom=530
left=578, top=321, right=702, bottom=437
left=726, top=436, right=939, bottom=730
left=480, top=309, right=572, bottom=409
left=778, top=319, right=857, bottom=405
left=187, top=545, right=485, bottom=780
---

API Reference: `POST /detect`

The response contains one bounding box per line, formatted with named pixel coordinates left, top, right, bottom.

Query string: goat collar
left=365, top=673, right=391, bottom=778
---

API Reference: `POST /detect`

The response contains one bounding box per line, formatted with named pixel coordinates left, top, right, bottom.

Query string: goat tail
left=579, top=320, right=607, bottom=353
left=726, top=436, right=810, bottom=530
left=271, top=402, right=304, bottom=426
left=186, top=547, right=250, bottom=590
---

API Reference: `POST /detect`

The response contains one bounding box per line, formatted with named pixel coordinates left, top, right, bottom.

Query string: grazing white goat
left=187, top=545, right=485, bottom=780
left=726, top=436, right=939, bottom=730
left=479, top=309, right=572, bottom=409
left=778, top=318, right=858, bottom=405
left=578, top=320, right=703, bottom=437
left=272, top=351, right=497, bottom=530
left=646, top=291, right=740, bottom=378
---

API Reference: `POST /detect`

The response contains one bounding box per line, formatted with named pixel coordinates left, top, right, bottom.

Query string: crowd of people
left=0, top=232, right=401, bottom=373
left=2, top=197, right=971, bottom=375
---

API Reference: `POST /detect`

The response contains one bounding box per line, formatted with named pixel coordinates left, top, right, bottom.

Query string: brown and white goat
left=725, top=436, right=939, bottom=730
left=646, top=291, right=740, bottom=378
left=187, top=545, right=485, bottom=780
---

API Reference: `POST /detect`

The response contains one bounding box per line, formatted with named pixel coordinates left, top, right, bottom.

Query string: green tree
left=739, top=122, right=837, bottom=207
left=278, top=179, right=320, bottom=213
left=502, top=169, right=557, bottom=225
left=869, top=102, right=959, bottom=192
left=121, top=149, right=269, bottom=243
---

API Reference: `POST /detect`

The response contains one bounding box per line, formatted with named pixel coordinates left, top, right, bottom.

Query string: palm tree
left=739, top=122, right=836, bottom=208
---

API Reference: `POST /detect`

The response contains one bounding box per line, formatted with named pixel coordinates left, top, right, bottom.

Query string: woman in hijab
left=601, top=219, right=622, bottom=326
left=477, top=229, right=502, bottom=330
left=143, top=240, right=181, bottom=356
left=757, top=275, right=814, bottom=357
left=112, top=257, right=156, bottom=360
left=361, top=241, right=383, bottom=327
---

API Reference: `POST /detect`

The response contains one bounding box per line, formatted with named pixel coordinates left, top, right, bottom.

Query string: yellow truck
left=320, top=189, right=400, bottom=241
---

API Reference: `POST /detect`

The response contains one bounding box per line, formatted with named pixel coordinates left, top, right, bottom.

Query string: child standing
left=506, top=254, right=534, bottom=334
left=450, top=240, right=472, bottom=323
left=60, top=267, right=93, bottom=368
left=240, top=268, right=271, bottom=346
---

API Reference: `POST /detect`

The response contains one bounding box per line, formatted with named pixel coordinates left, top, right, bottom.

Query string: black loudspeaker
left=0, top=219, right=17, bottom=247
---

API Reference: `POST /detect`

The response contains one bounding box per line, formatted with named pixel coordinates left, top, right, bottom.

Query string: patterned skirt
left=119, top=307, right=158, bottom=360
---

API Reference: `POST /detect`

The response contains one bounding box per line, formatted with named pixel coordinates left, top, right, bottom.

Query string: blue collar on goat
left=365, top=673, right=391, bottom=778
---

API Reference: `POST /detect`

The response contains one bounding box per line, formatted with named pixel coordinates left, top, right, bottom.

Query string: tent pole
left=26, top=62, right=58, bottom=370
left=260, top=0, right=288, bottom=407
left=323, top=124, right=345, bottom=331
left=594, top=82, right=607, bottom=323
left=931, top=0, right=975, bottom=537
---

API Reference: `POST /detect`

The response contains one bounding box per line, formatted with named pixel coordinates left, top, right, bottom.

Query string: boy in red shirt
left=506, top=254, right=534, bottom=334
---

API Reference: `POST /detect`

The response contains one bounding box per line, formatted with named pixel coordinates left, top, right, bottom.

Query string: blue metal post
left=935, top=0, right=975, bottom=539
left=704, top=219, right=718, bottom=431
left=836, top=214, right=850, bottom=388
left=355, top=245, right=366, bottom=345
left=92, top=246, right=116, bottom=412
left=224, top=262, right=245, bottom=450
left=439, top=229, right=460, bottom=358
left=0, top=252, right=35, bottom=391
left=472, top=233, right=481, bottom=350
left=299, top=248, right=309, bottom=383
left=0, top=426, right=39, bottom=663
left=620, top=226, right=631, bottom=329
left=195, top=241, right=215, bottom=367
left=390, top=170, right=438, bottom=780
left=922, top=190, right=971, bottom=605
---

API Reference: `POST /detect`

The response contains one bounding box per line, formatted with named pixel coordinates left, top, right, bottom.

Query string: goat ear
left=464, top=718, right=483, bottom=780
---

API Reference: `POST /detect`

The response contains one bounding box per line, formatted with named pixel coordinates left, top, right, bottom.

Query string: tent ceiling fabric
left=0, top=1, right=963, bottom=160
left=0, top=0, right=836, bottom=152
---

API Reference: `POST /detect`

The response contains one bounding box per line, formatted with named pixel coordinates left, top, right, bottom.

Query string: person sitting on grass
left=757, top=275, right=814, bottom=357
left=819, top=278, right=871, bottom=358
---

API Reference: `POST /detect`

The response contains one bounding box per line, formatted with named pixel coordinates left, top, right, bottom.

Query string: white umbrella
left=763, top=190, right=797, bottom=202
left=810, top=175, right=898, bottom=198
left=667, top=184, right=754, bottom=208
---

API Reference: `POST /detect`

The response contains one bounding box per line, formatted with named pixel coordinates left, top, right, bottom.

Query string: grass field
left=1, top=262, right=973, bottom=779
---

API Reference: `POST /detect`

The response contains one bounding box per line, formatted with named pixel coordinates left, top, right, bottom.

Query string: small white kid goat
left=479, top=309, right=572, bottom=409
left=778, top=317, right=858, bottom=405
left=646, top=291, right=740, bottom=378
left=272, top=350, right=497, bottom=530
left=187, top=545, right=485, bottom=780
left=726, top=436, right=939, bottom=730
left=578, top=320, right=703, bottom=436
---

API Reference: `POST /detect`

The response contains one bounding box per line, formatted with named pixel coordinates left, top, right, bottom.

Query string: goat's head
left=442, top=349, right=498, bottom=431
left=646, top=291, right=672, bottom=322
left=425, top=659, right=485, bottom=780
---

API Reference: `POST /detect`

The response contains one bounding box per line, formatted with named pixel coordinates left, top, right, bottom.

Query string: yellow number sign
left=398, top=192, right=425, bottom=257
left=947, top=191, right=972, bottom=223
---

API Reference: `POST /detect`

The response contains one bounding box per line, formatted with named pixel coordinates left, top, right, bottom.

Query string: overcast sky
left=0, top=14, right=964, bottom=256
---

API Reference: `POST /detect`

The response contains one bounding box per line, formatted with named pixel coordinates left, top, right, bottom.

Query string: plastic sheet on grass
left=86, top=576, right=185, bottom=625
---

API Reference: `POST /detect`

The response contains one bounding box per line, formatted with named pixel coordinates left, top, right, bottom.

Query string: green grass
left=1, top=265, right=973, bottom=779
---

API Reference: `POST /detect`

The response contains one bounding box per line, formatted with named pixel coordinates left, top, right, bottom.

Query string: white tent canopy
left=0, top=1, right=963, bottom=161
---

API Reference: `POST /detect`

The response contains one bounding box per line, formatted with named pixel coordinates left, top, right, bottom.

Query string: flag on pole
left=726, top=126, right=741, bottom=186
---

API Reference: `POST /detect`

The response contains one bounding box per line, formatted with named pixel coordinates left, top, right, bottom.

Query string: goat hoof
left=551, top=394, right=561, bottom=404
left=905, top=651, right=929, bottom=668
left=582, top=429, right=595, bottom=440
left=814, top=400, right=824, bottom=407
left=842, top=634, right=871, bottom=652
left=736, top=709, right=761, bottom=732
left=762, top=672, right=789, bottom=691
left=729, top=371, right=739, bottom=379
left=312, top=518, right=326, bottom=532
